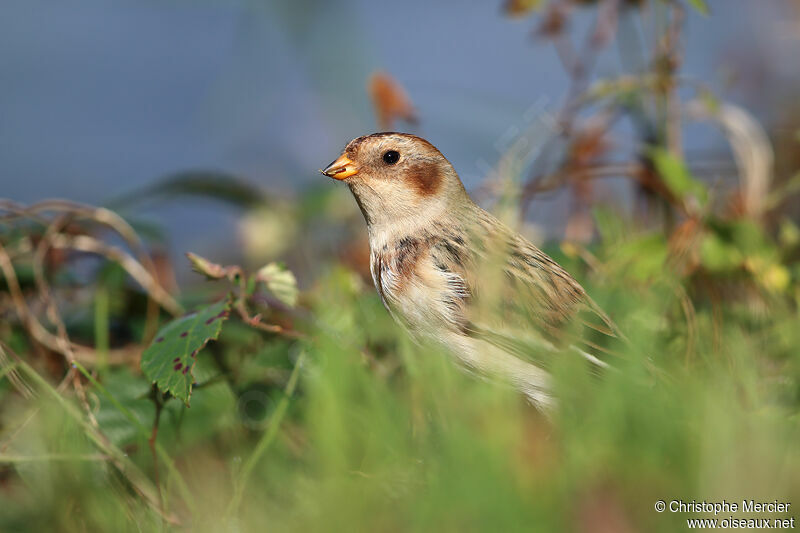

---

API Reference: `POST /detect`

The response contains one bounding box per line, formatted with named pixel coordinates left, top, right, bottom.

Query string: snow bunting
left=321, top=132, right=622, bottom=409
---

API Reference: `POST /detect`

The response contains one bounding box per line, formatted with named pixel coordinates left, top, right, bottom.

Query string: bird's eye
left=382, top=150, right=400, bottom=165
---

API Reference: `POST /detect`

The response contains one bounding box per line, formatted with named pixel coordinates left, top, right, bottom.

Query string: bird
left=320, top=132, right=624, bottom=410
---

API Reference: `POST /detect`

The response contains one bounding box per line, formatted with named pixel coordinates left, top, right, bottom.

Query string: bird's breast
left=369, top=235, right=427, bottom=307
left=369, top=233, right=467, bottom=336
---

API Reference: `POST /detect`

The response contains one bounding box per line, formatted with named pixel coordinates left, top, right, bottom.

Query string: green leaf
left=612, top=235, right=669, bottom=281
left=687, top=0, right=710, bottom=15
left=700, top=233, right=743, bottom=272
left=728, top=219, right=769, bottom=256
left=141, top=298, right=231, bottom=405
left=94, top=368, right=154, bottom=446
left=258, top=263, right=298, bottom=308
left=766, top=172, right=800, bottom=210
left=593, top=207, right=627, bottom=246
left=698, top=88, right=720, bottom=114
left=779, top=218, right=800, bottom=249
left=649, top=148, right=708, bottom=206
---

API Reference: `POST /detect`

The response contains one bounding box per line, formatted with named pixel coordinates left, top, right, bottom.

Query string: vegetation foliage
left=1, top=1, right=799, bottom=531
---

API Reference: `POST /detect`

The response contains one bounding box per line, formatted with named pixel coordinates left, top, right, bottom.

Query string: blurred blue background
left=2, top=0, right=798, bottom=261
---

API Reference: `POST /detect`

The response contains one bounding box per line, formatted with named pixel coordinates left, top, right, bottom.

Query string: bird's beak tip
left=321, top=154, right=359, bottom=180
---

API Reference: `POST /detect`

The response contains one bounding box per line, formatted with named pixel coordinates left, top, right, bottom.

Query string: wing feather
left=429, top=211, right=625, bottom=369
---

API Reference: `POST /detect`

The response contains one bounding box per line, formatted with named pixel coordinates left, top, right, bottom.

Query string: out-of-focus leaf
left=779, top=218, right=800, bottom=249
left=573, top=0, right=646, bottom=7
left=0, top=263, right=35, bottom=291
left=687, top=0, right=709, bottom=15
left=94, top=369, right=153, bottom=446
left=766, top=172, right=800, bottom=210
left=109, top=171, right=271, bottom=210
left=186, top=252, right=231, bottom=280
left=368, top=71, right=417, bottom=131
left=593, top=207, right=627, bottom=246
left=141, top=298, right=230, bottom=405
left=239, top=206, right=298, bottom=262
left=700, top=233, right=743, bottom=272
left=700, top=219, right=783, bottom=281
left=297, top=184, right=357, bottom=223
left=611, top=235, right=669, bottom=281
left=698, top=88, right=720, bottom=114
left=649, top=148, right=708, bottom=206
left=504, top=0, right=544, bottom=17
left=727, top=219, right=771, bottom=257
left=258, top=263, right=298, bottom=308
left=745, top=257, right=791, bottom=293
left=534, top=3, right=567, bottom=38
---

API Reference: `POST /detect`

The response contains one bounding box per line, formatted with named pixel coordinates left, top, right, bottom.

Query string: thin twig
left=228, top=265, right=305, bottom=339
left=0, top=241, right=70, bottom=374
left=31, top=213, right=95, bottom=421
left=0, top=199, right=157, bottom=277
left=0, top=198, right=179, bottom=341
left=48, top=234, right=182, bottom=316
left=0, top=203, right=180, bottom=370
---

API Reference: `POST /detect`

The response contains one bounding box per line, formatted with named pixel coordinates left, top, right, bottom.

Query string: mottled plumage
left=321, top=132, right=622, bottom=409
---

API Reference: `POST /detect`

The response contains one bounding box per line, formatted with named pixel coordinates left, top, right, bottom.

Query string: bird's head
left=320, top=132, right=469, bottom=231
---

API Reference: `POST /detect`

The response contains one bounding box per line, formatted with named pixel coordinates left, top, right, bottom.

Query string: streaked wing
left=430, top=213, right=624, bottom=368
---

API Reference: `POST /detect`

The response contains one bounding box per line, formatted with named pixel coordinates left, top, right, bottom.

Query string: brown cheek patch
left=405, top=162, right=442, bottom=196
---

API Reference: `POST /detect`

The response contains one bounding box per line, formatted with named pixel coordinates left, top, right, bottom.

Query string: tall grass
left=2, top=1, right=800, bottom=531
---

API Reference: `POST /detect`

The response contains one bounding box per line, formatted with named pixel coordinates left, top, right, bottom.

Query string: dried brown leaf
left=368, top=71, right=418, bottom=131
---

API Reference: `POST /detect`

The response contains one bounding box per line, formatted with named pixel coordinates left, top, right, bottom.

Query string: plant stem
left=71, top=361, right=197, bottom=515
left=0, top=453, right=108, bottom=463
left=225, top=351, right=306, bottom=517
left=94, top=284, right=110, bottom=375
left=150, top=387, right=165, bottom=520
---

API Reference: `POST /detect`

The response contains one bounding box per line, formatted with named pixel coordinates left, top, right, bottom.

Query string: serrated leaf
left=257, top=263, right=298, bottom=308
left=141, top=298, right=230, bottom=405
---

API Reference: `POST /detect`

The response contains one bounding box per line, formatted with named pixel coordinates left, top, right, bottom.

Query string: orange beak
left=320, top=154, right=359, bottom=180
